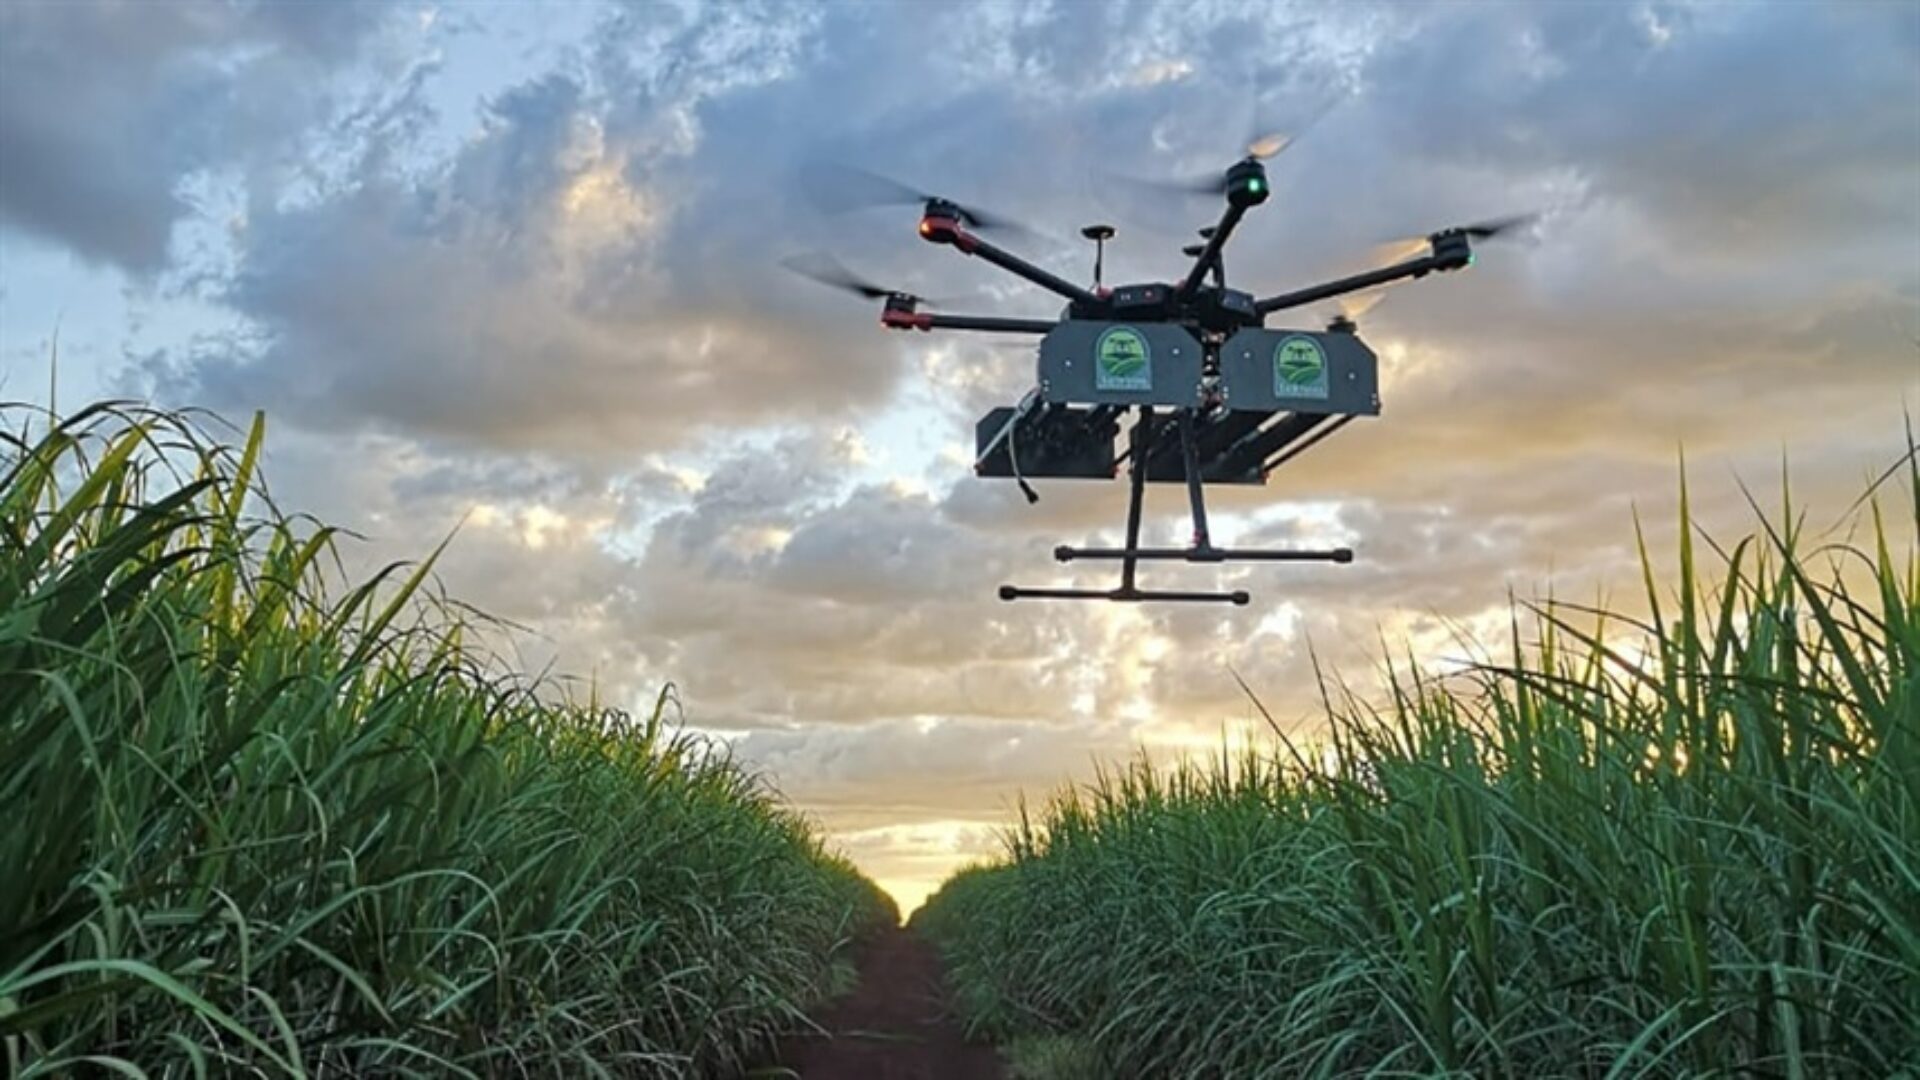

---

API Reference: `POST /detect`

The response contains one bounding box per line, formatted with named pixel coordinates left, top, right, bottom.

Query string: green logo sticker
left=1095, top=326, right=1152, bottom=392
left=1273, top=335, right=1329, bottom=399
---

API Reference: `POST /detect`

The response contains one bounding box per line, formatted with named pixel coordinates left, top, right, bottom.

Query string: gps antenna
left=1081, top=224, right=1115, bottom=289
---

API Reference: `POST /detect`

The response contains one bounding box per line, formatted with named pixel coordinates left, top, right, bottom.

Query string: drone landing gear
left=998, top=407, right=1352, bottom=605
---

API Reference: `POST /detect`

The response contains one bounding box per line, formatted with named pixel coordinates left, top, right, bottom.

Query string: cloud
left=1361, top=3, right=1920, bottom=257
left=206, top=0, right=1913, bottom=755
left=138, top=2, right=1916, bottom=471
left=0, top=0, right=396, bottom=274
left=146, top=15, right=936, bottom=454
left=7, top=0, right=1916, bottom=898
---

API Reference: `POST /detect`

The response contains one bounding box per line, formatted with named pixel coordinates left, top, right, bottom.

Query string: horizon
left=4, top=0, right=1917, bottom=915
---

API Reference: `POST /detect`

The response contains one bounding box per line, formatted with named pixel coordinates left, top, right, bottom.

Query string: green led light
left=1247, top=178, right=1265, bottom=193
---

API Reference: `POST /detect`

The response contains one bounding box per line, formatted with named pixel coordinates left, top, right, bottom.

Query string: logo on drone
left=1095, top=326, right=1153, bottom=392
left=1273, top=335, right=1329, bottom=399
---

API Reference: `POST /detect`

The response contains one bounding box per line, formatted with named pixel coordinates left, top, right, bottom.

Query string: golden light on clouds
left=722, top=525, right=794, bottom=556
left=832, top=818, right=1007, bottom=916
left=9, top=0, right=1908, bottom=919
left=461, top=502, right=612, bottom=553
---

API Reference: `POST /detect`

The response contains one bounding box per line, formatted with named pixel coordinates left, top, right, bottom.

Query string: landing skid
left=1000, top=585, right=1253, bottom=605
left=999, top=406, right=1352, bottom=605
left=1055, top=545, right=1352, bottom=564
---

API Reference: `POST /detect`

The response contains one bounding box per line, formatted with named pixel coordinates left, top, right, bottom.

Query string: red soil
left=770, top=926, right=1006, bottom=1080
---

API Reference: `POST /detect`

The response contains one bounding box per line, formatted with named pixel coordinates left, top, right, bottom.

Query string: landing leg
left=999, top=406, right=1353, bottom=604
left=1118, top=406, right=1154, bottom=594
left=1052, top=406, right=1354, bottom=567
left=1002, top=407, right=1253, bottom=604
left=1179, top=406, right=1213, bottom=552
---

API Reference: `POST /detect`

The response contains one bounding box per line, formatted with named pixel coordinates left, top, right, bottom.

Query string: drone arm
left=883, top=310, right=1056, bottom=334
left=1174, top=203, right=1248, bottom=300
left=1253, top=247, right=1467, bottom=316
left=938, top=226, right=1100, bottom=308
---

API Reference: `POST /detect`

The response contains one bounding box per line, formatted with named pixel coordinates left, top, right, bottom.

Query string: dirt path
left=769, top=926, right=1005, bottom=1080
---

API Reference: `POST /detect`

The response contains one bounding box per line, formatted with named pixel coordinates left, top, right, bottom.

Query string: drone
left=787, top=135, right=1532, bottom=605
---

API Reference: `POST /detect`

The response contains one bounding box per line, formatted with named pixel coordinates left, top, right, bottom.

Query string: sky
left=2, top=0, right=1917, bottom=913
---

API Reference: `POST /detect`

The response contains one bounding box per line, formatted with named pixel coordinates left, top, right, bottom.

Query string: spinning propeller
left=1374, top=212, right=1541, bottom=266
left=798, top=161, right=1035, bottom=237
left=1122, top=91, right=1339, bottom=201
left=779, top=251, right=948, bottom=308
left=1326, top=288, right=1390, bottom=321
left=1133, top=129, right=1300, bottom=197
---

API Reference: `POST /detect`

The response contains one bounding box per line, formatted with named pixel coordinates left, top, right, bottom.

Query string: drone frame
left=832, top=156, right=1492, bottom=604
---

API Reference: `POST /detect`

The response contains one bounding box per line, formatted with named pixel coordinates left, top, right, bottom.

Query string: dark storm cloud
left=0, top=0, right=395, bottom=274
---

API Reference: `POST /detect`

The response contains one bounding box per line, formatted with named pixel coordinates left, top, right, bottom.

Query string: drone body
left=790, top=152, right=1527, bottom=605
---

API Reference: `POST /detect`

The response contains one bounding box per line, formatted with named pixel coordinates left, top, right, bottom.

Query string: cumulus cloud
left=5, top=0, right=1916, bottom=902
left=0, top=0, right=397, bottom=274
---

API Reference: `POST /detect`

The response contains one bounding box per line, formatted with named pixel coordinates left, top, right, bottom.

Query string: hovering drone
left=787, top=135, right=1532, bottom=605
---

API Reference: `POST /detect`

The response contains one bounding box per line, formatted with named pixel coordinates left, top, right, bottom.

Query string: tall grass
left=917, top=454, right=1919, bottom=1077
left=0, top=402, right=894, bottom=1077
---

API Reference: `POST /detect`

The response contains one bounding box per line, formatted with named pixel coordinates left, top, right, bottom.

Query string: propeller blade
left=1371, top=211, right=1542, bottom=266
left=1369, top=236, right=1433, bottom=267
left=1128, top=172, right=1229, bottom=196
left=1339, top=289, right=1389, bottom=320
left=1310, top=287, right=1393, bottom=329
left=1459, top=212, right=1540, bottom=239
left=951, top=202, right=1037, bottom=236
left=1116, top=97, right=1334, bottom=205
left=1243, top=91, right=1337, bottom=162
left=798, top=161, right=927, bottom=215
left=781, top=252, right=888, bottom=299
left=1245, top=132, right=1294, bottom=160
left=1110, top=170, right=1228, bottom=199
left=797, top=160, right=1036, bottom=236
left=780, top=252, right=943, bottom=307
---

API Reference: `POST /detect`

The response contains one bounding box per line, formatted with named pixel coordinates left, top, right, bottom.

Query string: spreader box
left=1035, top=321, right=1206, bottom=407
left=1216, top=328, right=1381, bottom=416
